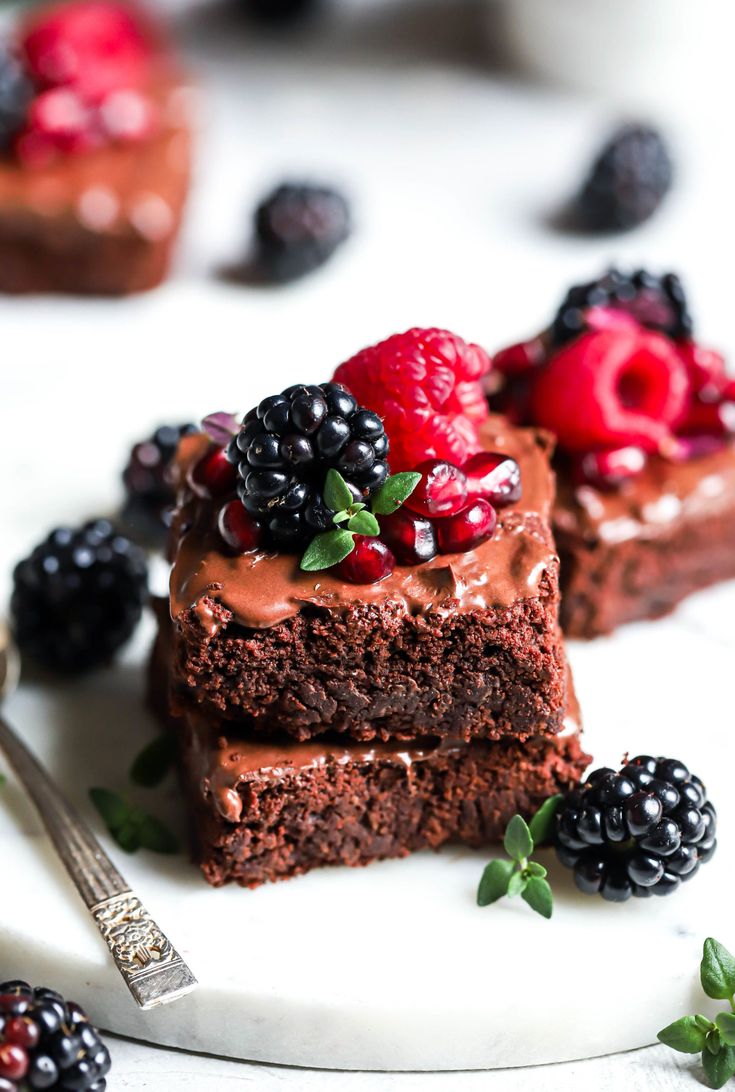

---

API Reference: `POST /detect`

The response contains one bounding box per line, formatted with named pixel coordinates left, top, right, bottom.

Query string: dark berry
left=572, top=124, right=673, bottom=232
left=233, top=382, right=390, bottom=551
left=0, top=981, right=109, bottom=1090
left=405, top=460, right=468, bottom=518
left=242, top=0, right=320, bottom=26
left=435, top=499, right=497, bottom=554
left=336, top=537, right=395, bottom=585
left=554, top=756, right=716, bottom=900
left=463, top=452, right=522, bottom=508
left=121, top=422, right=199, bottom=544
left=11, top=520, right=147, bottom=673
left=380, top=509, right=438, bottom=566
left=0, top=48, right=33, bottom=151
left=551, top=268, right=692, bottom=347
left=253, top=182, right=350, bottom=282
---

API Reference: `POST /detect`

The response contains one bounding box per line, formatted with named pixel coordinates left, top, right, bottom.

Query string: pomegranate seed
left=3, top=1016, right=39, bottom=1050
left=336, top=537, right=395, bottom=584
left=218, top=500, right=263, bottom=553
left=493, top=338, right=545, bottom=375
left=677, top=340, right=727, bottom=394
left=0, top=1043, right=28, bottom=1081
left=463, top=451, right=521, bottom=507
left=578, top=446, right=647, bottom=487
left=190, top=447, right=236, bottom=498
left=721, top=380, right=735, bottom=402
left=679, top=400, right=735, bottom=437
left=380, top=508, right=437, bottom=565
left=435, top=499, right=497, bottom=554
left=667, top=435, right=728, bottom=462
left=405, top=460, right=468, bottom=517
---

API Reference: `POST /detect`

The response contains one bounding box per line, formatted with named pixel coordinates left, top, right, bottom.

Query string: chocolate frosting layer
left=555, top=442, right=735, bottom=546
left=185, top=690, right=582, bottom=824
left=169, top=418, right=558, bottom=630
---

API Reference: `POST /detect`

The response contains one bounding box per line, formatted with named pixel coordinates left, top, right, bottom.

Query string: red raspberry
left=15, top=87, right=98, bottom=166
left=21, top=0, right=154, bottom=103
left=333, top=328, right=490, bottom=471
left=529, top=328, right=690, bottom=453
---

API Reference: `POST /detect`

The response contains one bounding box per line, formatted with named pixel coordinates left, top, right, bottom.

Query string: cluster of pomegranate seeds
left=490, top=272, right=735, bottom=489
left=0, top=0, right=158, bottom=167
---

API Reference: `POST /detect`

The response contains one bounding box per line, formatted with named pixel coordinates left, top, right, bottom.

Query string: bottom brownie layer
left=176, top=709, right=589, bottom=888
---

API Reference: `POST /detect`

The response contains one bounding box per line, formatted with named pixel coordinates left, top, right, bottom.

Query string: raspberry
left=21, top=0, right=154, bottom=103
left=529, top=328, right=691, bottom=453
left=333, top=328, right=490, bottom=471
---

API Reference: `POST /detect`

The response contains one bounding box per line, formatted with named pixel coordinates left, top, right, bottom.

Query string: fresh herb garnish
left=89, top=787, right=179, bottom=855
left=300, top=469, right=421, bottom=572
left=658, top=939, right=735, bottom=1088
left=477, top=795, right=563, bottom=920
left=130, top=734, right=176, bottom=788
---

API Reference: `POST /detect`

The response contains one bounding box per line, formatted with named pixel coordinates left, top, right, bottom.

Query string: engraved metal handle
left=0, top=713, right=197, bottom=1009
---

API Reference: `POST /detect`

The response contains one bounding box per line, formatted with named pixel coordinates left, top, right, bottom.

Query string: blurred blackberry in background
left=572, top=124, right=673, bottom=232
left=0, top=47, right=33, bottom=151
left=242, top=0, right=321, bottom=23
left=555, top=755, right=716, bottom=902
left=229, top=382, right=388, bottom=549
left=0, top=980, right=111, bottom=1090
left=11, top=520, right=148, bottom=673
left=121, top=423, right=198, bottom=545
left=551, top=268, right=692, bottom=346
left=253, top=182, right=350, bottom=282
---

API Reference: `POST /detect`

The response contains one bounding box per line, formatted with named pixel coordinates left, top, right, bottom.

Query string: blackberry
left=551, top=268, right=692, bottom=347
left=228, top=382, right=389, bottom=550
left=555, top=755, right=716, bottom=902
left=0, top=981, right=111, bottom=1090
left=253, top=183, right=350, bottom=282
left=0, top=47, right=34, bottom=152
left=242, top=0, right=319, bottom=23
left=121, top=422, right=199, bottom=544
left=573, top=123, right=673, bottom=232
left=11, top=520, right=148, bottom=673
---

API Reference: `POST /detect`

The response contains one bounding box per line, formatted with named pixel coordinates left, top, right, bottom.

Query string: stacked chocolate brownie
left=153, top=381, right=588, bottom=886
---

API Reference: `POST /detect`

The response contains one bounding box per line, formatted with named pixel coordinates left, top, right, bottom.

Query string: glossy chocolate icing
left=169, top=417, right=559, bottom=631
left=185, top=690, right=582, bottom=824
left=555, top=442, right=735, bottom=546
left=0, top=70, right=192, bottom=242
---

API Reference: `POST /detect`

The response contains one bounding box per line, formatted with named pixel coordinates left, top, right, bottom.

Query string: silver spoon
left=0, top=621, right=197, bottom=1009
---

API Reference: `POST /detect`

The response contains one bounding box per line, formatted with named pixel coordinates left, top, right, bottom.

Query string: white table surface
left=2, top=0, right=733, bottom=1087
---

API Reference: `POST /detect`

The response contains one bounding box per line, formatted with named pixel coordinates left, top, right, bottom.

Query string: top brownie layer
left=166, top=417, right=569, bottom=742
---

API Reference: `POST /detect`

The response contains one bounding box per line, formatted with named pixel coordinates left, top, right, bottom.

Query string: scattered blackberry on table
left=242, top=0, right=320, bottom=23
left=11, top=520, right=148, bottom=673
left=0, top=47, right=34, bottom=151
left=555, top=755, right=716, bottom=902
left=253, top=182, right=350, bottom=282
left=228, top=382, right=389, bottom=549
left=121, top=423, right=198, bottom=545
left=551, top=268, right=692, bottom=347
left=572, top=124, right=673, bottom=232
left=0, top=980, right=111, bottom=1090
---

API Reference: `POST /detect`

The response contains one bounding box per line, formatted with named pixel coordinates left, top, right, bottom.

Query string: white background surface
left=2, top=0, right=735, bottom=1087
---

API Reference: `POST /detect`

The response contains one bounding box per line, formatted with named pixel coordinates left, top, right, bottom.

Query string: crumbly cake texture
left=554, top=442, right=735, bottom=638
left=149, top=617, right=588, bottom=889
left=0, top=74, right=191, bottom=295
left=167, top=419, right=570, bottom=743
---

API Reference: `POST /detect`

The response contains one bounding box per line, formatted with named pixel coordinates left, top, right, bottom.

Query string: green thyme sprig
left=300, top=468, right=421, bottom=572
left=89, top=787, right=179, bottom=855
left=658, top=939, right=735, bottom=1088
left=477, top=795, right=563, bottom=920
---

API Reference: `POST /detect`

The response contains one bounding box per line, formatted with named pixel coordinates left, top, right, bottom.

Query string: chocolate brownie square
left=488, top=269, right=735, bottom=638
left=167, top=417, right=569, bottom=743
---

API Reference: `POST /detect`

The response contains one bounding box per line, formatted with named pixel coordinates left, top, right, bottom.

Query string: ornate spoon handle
left=0, top=714, right=197, bottom=1010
